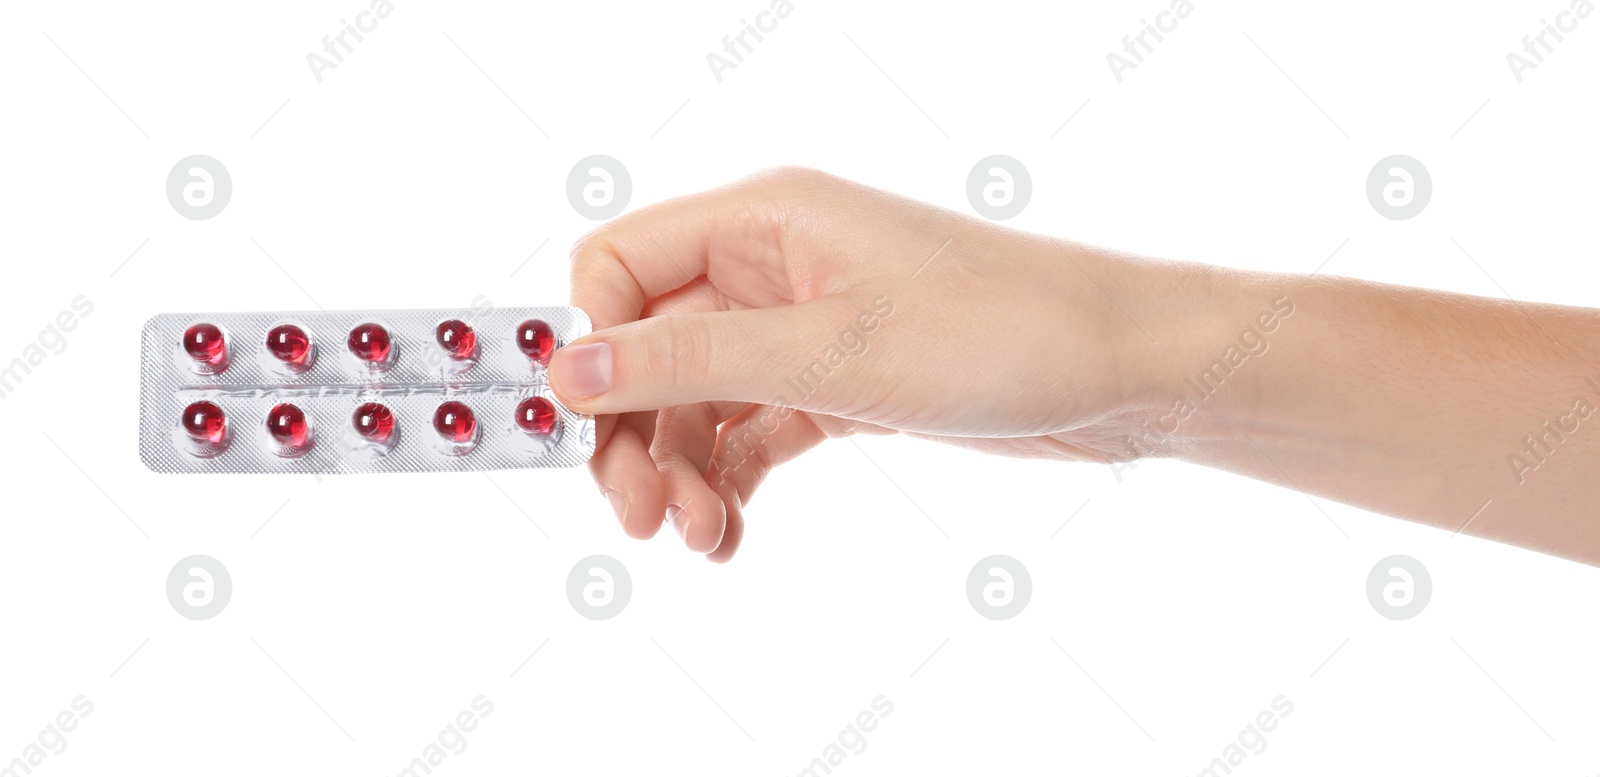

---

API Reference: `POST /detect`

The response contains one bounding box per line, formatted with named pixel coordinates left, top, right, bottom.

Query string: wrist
left=1076, top=250, right=1286, bottom=459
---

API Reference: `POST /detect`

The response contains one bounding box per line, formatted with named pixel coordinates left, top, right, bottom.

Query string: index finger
left=566, top=170, right=807, bottom=331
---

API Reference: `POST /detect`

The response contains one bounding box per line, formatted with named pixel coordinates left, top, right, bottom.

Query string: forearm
left=1099, top=253, right=1600, bottom=564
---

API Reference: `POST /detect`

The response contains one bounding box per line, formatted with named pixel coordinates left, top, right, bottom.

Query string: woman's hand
left=548, top=167, right=1192, bottom=561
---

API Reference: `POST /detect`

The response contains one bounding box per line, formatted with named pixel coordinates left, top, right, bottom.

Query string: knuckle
left=642, top=316, right=714, bottom=391
left=568, top=229, right=617, bottom=273
left=745, top=435, right=775, bottom=484
left=743, top=165, right=833, bottom=193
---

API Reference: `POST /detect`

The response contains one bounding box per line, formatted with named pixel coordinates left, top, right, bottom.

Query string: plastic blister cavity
left=139, top=307, right=595, bottom=474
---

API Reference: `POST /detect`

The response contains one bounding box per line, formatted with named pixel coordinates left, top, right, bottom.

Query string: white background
left=2, top=1, right=1599, bottom=775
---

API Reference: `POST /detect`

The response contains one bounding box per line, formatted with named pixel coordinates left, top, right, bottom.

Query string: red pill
left=432, top=401, right=476, bottom=443
left=347, top=322, right=392, bottom=363
left=182, top=323, right=228, bottom=366
left=266, top=403, right=311, bottom=449
left=435, top=319, right=477, bottom=360
left=266, top=324, right=312, bottom=365
left=515, top=397, right=557, bottom=436
left=181, top=401, right=228, bottom=444
left=515, top=319, right=555, bottom=365
left=352, top=402, right=395, bottom=442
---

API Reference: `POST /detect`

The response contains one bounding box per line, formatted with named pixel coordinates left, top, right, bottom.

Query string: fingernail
left=665, top=504, right=687, bottom=540
left=552, top=342, right=612, bottom=399
left=604, top=489, right=628, bottom=527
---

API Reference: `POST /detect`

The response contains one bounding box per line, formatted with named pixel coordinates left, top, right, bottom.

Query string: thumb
left=549, top=300, right=862, bottom=415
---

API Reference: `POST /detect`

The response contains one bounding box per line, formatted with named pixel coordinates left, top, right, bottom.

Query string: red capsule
left=266, top=324, right=312, bottom=365
left=347, top=322, right=392, bottom=363
left=181, top=401, right=228, bottom=444
left=515, top=397, right=557, bottom=436
left=432, top=401, right=476, bottom=443
left=435, top=319, right=476, bottom=360
left=515, top=319, right=555, bottom=365
left=266, top=403, right=312, bottom=449
left=182, top=323, right=228, bottom=366
left=352, top=402, right=395, bottom=443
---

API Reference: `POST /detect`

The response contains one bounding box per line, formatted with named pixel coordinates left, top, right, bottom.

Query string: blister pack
left=138, top=306, right=595, bottom=474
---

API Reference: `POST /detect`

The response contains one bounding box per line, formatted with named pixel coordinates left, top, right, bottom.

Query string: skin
left=547, top=168, right=1600, bottom=566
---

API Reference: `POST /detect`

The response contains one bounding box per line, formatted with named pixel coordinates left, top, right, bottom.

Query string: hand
left=548, top=168, right=1187, bottom=561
